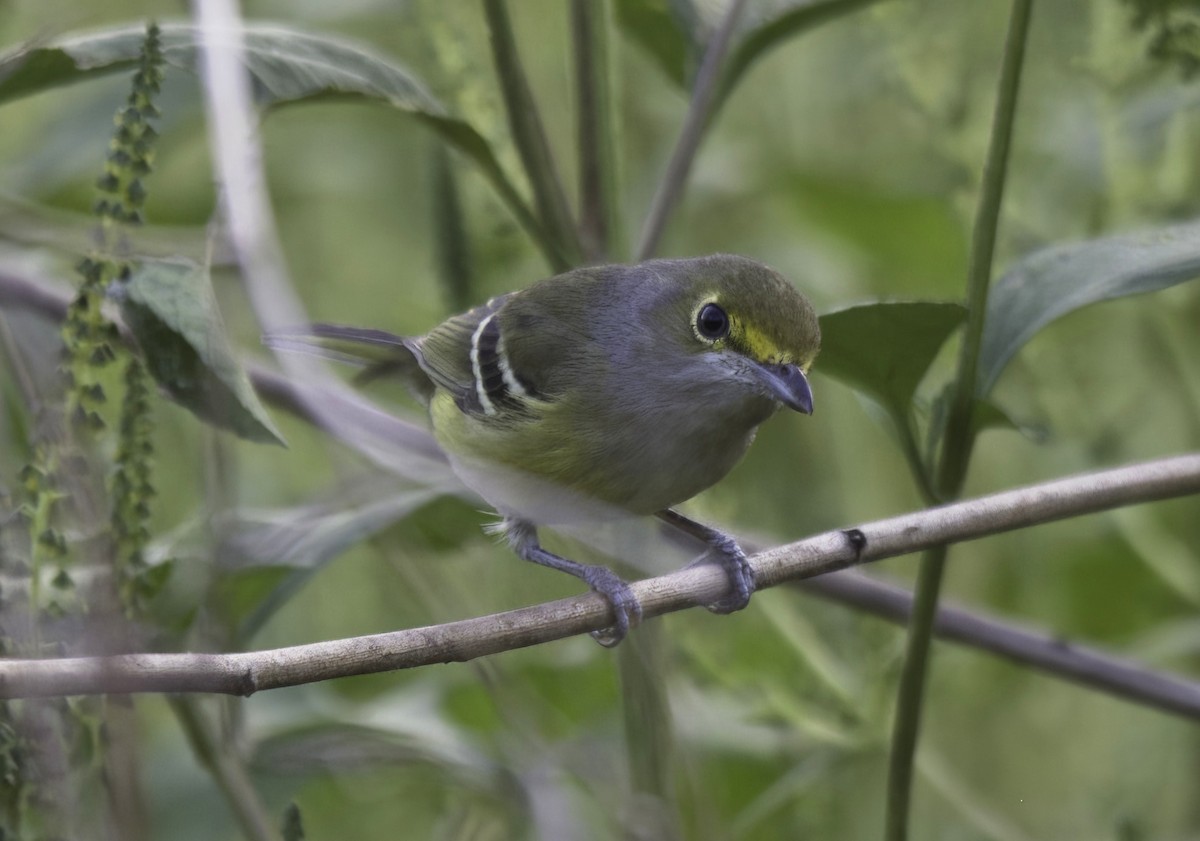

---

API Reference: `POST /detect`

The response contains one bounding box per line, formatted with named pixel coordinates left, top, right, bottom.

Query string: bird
left=267, top=254, right=820, bottom=646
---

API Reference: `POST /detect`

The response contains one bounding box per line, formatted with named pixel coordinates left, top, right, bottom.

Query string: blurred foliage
left=0, top=1, right=1198, bottom=840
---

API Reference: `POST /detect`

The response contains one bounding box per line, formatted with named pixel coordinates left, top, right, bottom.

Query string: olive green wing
left=495, top=268, right=616, bottom=401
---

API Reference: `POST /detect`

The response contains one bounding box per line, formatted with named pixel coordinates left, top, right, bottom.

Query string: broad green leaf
left=720, top=0, right=889, bottom=106
left=817, top=301, right=965, bottom=421
left=758, top=592, right=860, bottom=716
left=120, top=259, right=285, bottom=445
left=252, top=721, right=517, bottom=801
left=1114, top=506, right=1200, bottom=609
left=978, top=219, right=1200, bottom=394
left=613, top=0, right=698, bottom=89
left=2, top=23, right=441, bottom=124
left=214, top=486, right=438, bottom=644
left=0, top=23, right=546, bottom=263
left=0, top=192, right=226, bottom=261
left=783, top=170, right=968, bottom=295
left=924, top=390, right=1044, bottom=477
left=615, top=0, right=887, bottom=101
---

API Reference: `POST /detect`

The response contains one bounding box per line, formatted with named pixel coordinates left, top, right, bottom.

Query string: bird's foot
left=502, top=518, right=642, bottom=647
left=581, top=564, right=642, bottom=647
left=689, top=533, right=755, bottom=614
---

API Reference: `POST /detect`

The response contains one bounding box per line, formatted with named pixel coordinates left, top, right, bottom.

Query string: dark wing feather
left=263, top=323, right=434, bottom=405
left=416, top=295, right=510, bottom=411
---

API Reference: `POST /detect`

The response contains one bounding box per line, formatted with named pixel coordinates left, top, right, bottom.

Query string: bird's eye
left=696, top=303, right=729, bottom=340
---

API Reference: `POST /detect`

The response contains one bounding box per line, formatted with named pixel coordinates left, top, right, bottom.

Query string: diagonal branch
left=1, top=268, right=1199, bottom=715
left=2, top=453, right=1198, bottom=701
left=800, top=572, right=1200, bottom=720
left=483, top=0, right=584, bottom=268
left=636, top=0, right=749, bottom=260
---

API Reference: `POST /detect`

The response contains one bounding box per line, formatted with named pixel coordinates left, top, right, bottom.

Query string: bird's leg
left=657, top=509, right=755, bottom=614
left=501, top=518, right=642, bottom=647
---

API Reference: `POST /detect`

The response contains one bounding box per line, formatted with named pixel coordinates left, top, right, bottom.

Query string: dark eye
left=696, top=303, right=729, bottom=340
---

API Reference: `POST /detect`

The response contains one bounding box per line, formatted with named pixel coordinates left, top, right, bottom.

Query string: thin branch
left=431, top=145, right=474, bottom=313
left=171, top=698, right=283, bottom=841
left=572, top=0, right=618, bottom=262
left=483, top=0, right=584, bottom=267
left=191, top=0, right=305, bottom=332
left=190, top=0, right=404, bottom=471
left=2, top=268, right=1200, bottom=719
left=2, top=453, right=1198, bottom=700
left=636, top=0, right=749, bottom=260
left=800, top=571, right=1200, bottom=720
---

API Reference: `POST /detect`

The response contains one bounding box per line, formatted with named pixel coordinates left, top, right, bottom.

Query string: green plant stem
left=483, top=0, right=584, bottom=267
left=636, top=0, right=749, bottom=260
left=885, top=2, right=1033, bottom=840
left=571, top=0, right=618, bottom=262
left=936, top=0, right=1033, bottom=501
left=171, top=697, right=283, bottom=841
left=431, top=144, right=474, bottom=313
left=894, top=411, right=937, bottom=505
left=883, top=545, right=946, bottom=841
left=618, top=624, right=681, bottom=838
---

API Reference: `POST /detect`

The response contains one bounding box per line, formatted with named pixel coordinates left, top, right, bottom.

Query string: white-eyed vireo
left=271, top=254, right=820, bottom=645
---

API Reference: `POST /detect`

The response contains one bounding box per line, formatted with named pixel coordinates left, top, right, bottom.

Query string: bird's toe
left=696, top=540, right=756, bottom=614
left=582, top=565, right=641, bottom=647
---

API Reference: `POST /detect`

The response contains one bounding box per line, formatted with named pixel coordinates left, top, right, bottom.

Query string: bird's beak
left=752, top=361, right=814, bottom=415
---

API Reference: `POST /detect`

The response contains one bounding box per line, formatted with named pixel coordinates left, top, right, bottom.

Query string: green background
left=1, top=0, right=1198, bottom=838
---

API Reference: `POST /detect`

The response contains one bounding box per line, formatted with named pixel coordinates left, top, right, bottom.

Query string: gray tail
left=264, top=323, right=433, bottom=400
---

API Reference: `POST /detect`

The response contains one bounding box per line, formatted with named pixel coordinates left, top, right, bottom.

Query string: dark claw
left=690, top=536, right=756, bottom=614
left=581, top=564, right=642, bottom=647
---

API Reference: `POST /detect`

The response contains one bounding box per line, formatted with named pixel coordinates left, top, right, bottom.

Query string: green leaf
left=1114, top=506, right=1200, bottom=609
left=978, top=219, right=1200, bottom=394
left=817, top=301, right=966, bottom=421
left=925, top=391, right=1044, bottom=469
left=720, top=0, right=889, bottom=105
left=614, top=0, right=887, bottom=100
left=215, top=486, right=438, bottom=644
left=120, top=259, right=285, bottom=445
left=972, top=397, right=1045, bottom=440
left=613, top=0, right=698, bottom=89
left=252, top=721, right=511, bottom=797
left=0, top=23, right=552, bottom=266
left=783, top=170, right=968, bottom=294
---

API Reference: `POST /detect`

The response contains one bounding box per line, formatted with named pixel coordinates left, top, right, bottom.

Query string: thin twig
left=800, top=571, right=1200, bottom=719
left=636, top=0, right=749, bottom=260
left=2, top=452, right=1197, bottom=700
left=170, top=698, right=283, bottom=841
left=190, top=0, right=398, bottom=466
left=572, top=0, right=617, bottom=262
left=483, top=0, right=583, bottom=267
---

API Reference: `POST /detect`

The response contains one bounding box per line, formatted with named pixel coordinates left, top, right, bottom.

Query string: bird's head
left=645, top=254, right=821, bottom=415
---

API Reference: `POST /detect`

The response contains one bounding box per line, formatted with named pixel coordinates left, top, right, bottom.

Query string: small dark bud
left=96, top=172, right=120, bottom=193
left=126, top=179, right=147, bottom=206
